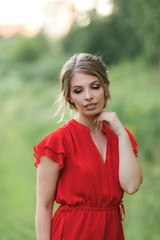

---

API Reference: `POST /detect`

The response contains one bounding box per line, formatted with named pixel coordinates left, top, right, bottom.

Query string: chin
left=84, top=109, right=102, bottom=116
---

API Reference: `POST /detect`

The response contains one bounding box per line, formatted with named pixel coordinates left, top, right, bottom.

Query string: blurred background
left=0, top=0, right=160, bottom=239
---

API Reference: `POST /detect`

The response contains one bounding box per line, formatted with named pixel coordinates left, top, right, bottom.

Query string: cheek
left=98, top=89, right=105, bottom=102
left=71, top=95, right=82, bottom=107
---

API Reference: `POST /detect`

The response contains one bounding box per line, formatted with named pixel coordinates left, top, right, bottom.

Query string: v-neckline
left=89, top=128, right=110, bottom=165
left=70, top=119, right=110, bottom=165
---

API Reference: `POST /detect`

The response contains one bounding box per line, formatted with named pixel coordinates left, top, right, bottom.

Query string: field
left=0, top=58, right=159, bottom=239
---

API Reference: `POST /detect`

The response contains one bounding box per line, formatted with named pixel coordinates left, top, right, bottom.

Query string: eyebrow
left=72, top=80, right=100, bottom=89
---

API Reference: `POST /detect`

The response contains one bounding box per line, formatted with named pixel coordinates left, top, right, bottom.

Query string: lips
left=84, top=103, right=96, bottom=107
left=84, top=103, right=97, bottom=110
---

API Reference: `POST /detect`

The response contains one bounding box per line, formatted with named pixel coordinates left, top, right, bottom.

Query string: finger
left=93, top=113, right=102, bottom=123
left=96, top=115, right=106, bottom=125
left=94, top=116, right=100, bottom=125
left=94, top=116, right=102, bottom=125
left=94, top=112, right=110, bottom=124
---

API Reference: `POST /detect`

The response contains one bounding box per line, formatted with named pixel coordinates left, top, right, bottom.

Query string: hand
left=94, top=111, right=126, bottom=137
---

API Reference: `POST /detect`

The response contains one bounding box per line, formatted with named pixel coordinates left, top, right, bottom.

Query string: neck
left=74, top=114, right=103, bottom=132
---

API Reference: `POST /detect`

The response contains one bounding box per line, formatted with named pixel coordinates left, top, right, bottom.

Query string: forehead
left=70, top=73, right=99, bottom=87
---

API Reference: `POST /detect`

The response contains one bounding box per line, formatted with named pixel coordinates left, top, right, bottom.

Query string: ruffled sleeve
left=33, top=128, right=66, bottom=174
left=124, top=127, right=138, bottom=157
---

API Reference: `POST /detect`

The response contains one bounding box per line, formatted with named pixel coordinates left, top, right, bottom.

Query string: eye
left=73, top=89, right=82, bottom=94
left=92, top=84, right=100, bottom=90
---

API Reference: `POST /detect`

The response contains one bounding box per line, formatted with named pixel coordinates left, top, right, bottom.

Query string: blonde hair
left=55, top=53, right=111, bottom=121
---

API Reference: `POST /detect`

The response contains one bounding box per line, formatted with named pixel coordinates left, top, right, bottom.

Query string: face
left=69, top=72, right=105, bottom=118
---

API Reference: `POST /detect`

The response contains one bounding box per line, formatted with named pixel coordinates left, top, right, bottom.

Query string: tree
left=113, top=0, right=160, bottom=65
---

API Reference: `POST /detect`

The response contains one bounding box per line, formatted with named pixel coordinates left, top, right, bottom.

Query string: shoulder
left=34, top=122, right=71, bottom=161
left=124, top=127, right=138, bottom=157
left=36, top=121, right=71, bottom=149
left=124, top=127, right=136, bottom=141
left=45, top=121, right=70, bottom=139
left=33, top=122, right=70, bottom=170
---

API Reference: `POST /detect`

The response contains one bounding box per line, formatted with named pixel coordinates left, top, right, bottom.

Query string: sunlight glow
left=0, top=0, right=110, bottom=25
left=0, top=0, right=49, bottom=25
left=0, top=0, right=111, bottom=37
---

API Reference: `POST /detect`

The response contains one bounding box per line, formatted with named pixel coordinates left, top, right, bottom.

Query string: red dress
left=34, top=119, right=138, bottom=240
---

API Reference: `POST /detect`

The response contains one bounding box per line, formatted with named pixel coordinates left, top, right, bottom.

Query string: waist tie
left=119, top=200, right=125, bottom=221
left=63, top=204, right=118, bottom=211
left=59, top=200, right=125, bottom=221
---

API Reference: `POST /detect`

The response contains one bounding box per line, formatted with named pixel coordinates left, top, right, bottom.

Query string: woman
left=33, top=53, right=143, bottom=240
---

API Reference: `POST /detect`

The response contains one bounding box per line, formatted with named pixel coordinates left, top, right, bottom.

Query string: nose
left=84, top=89, right=93, bottom=101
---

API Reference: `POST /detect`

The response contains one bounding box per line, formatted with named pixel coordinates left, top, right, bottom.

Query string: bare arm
left=36, top=156, right=59, bottom=240
left=94, top=111, right=143, bottom=194
left=118, top=129, right=143, bottom=194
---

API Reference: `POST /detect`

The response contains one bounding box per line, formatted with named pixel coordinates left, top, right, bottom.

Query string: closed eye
left=73, top=83, right=101, bottom=94
left=73, top=89, right=82, bottom=94
left=92, top=84, right=101, bottom=90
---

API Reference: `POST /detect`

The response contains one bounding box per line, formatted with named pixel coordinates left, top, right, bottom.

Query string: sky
left=0, top=0, right=97, bottom=25
left=0, top=0, right=54, bottom=25
left=0, top=0, right=110, bottom=25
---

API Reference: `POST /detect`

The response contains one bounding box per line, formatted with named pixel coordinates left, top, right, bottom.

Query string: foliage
left=108, top=57, right=160, bottom=162
left=6, top=33, right=49, bottom=62
left=61, top=11, right=142, bottom=65
left=113, top=0, right=160, bottom=65
left=0, top=34, right=69, bottom=83
left=61, top=0, right=160, bottom=66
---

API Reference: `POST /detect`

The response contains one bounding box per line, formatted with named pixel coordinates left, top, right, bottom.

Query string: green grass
left=0, top=58, right=159, bottom=239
